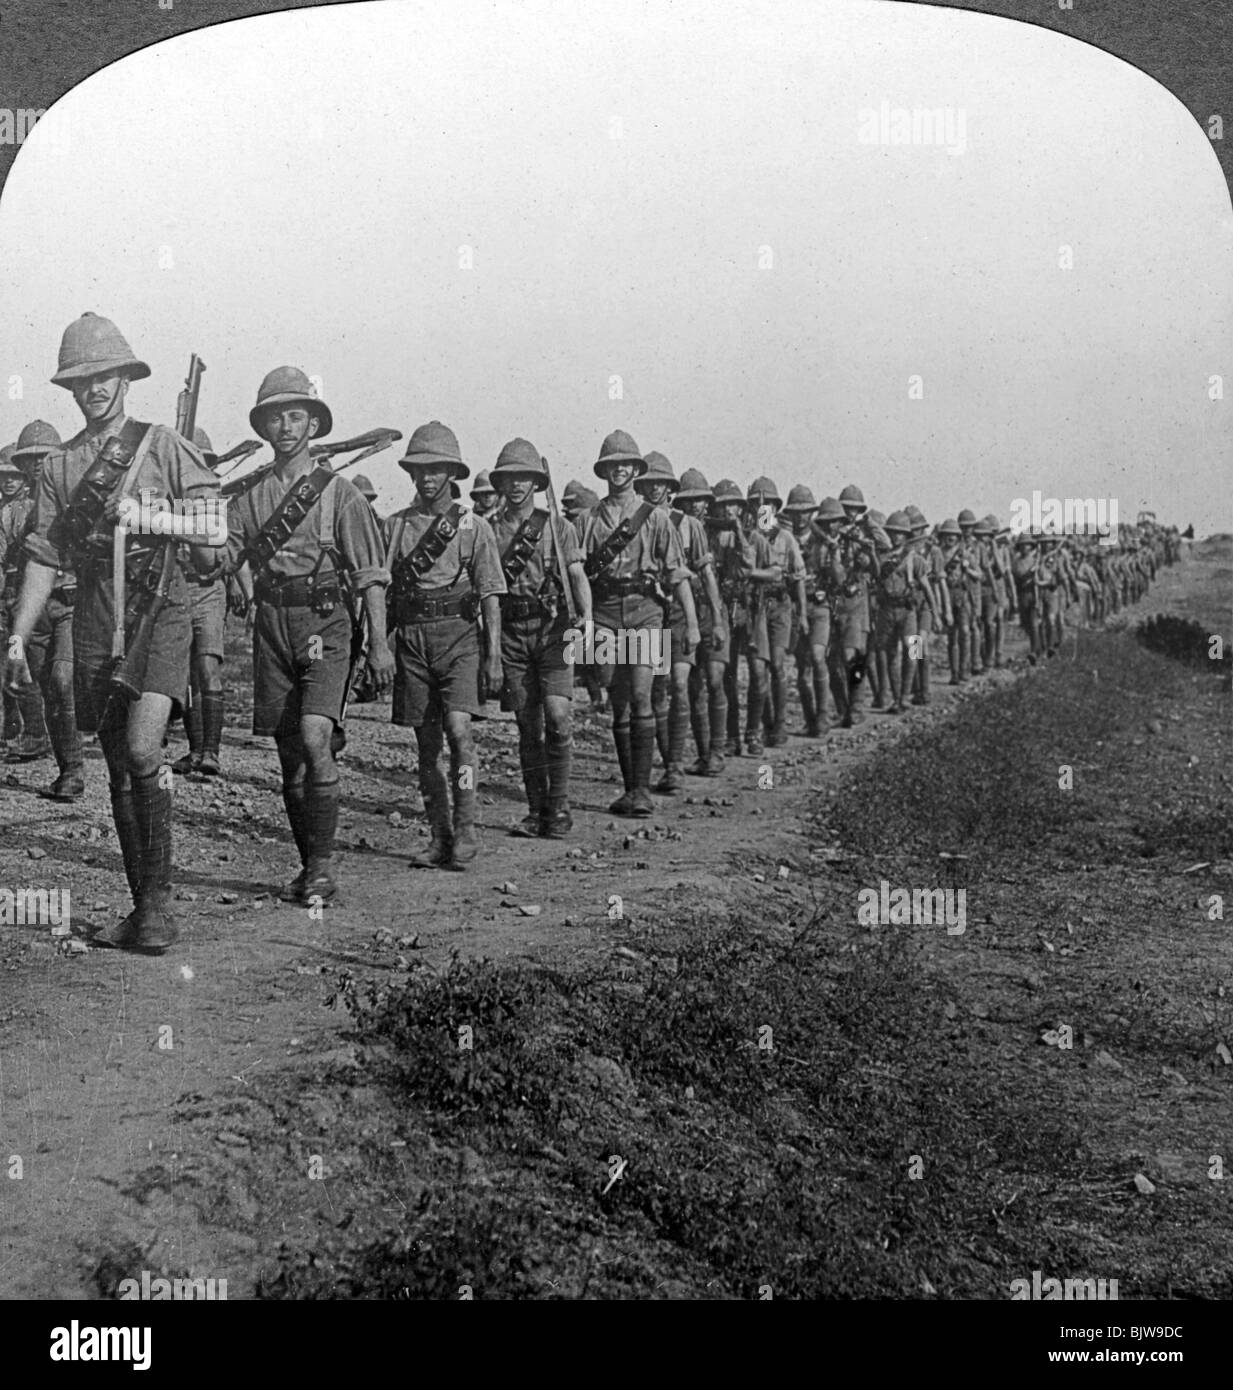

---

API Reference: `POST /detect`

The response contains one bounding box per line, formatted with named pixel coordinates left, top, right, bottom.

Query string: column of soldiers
left=0, top=311, right=1183, bottom=955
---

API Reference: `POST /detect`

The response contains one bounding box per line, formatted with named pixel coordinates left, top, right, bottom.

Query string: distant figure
left=1182, top=523, right=1194, bottom=540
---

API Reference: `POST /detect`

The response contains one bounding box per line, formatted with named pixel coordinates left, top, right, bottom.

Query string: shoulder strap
left=584, top=501, right=655, bottom=579
left=114, top=422, right=155, bottom=504
left=320, top=472, right=337, bottom=554
left=241, top=464, right=338, bottom=575
left=384, top=513, right=408, bottom=570
left=500, top=509, right=550, bottom=586
left=391, top=503, right=466, bottom=590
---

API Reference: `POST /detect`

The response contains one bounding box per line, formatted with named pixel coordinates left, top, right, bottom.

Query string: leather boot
left=177, top=694, right=204, bottom=773
left=279, top=781, right=311, bottom=901
left=198, top=690, right=224, bottom=776
left=687, top=670, right=709, bottom=775
left=449, top=750, right=478, bottom=866
left=302, top=779, right=340, bottom=904
left=410, top=757, right=453, bottom=868
left=128, top=768, right=178, bottom=954
left=542, top=725, right=573, bottom=838
left=704, top=685, right=727, bottom=775
left=609, top=719, right=635, bottom=815
left=768, top=664, right=788, bottom=745
left=629, top=713, right=657, bottom=816
left=653, top=702, right=671, bottom=769
left=799, top=675, right=817, bottom=737
left=656, top=698, right=689, bottom=792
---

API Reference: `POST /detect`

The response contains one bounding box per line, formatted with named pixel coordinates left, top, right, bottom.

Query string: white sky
left=1, top=0, right=1229, bottom=529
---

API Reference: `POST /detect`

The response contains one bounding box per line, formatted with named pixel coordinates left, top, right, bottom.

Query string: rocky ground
left=0, top=540, right=1229, bottom=1299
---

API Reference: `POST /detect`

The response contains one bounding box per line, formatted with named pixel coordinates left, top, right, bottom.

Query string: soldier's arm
left=163, top=427, right=226, bottom=577
left=336, top=485, right=392, bottom=655
left=563, top=519, right=592, bottom=622
left=469, top=517, right=506, bottom=680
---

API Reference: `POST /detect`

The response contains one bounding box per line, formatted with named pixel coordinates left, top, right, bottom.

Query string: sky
left=0, top=0, right=1229, bottom=530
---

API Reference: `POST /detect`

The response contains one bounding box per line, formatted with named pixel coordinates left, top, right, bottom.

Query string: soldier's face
left=72, top=370, right=128, bottom=425
left=263, top=405, right=318, bottom=457
left=497, top=476, right=536, bottom=507
left=790, top=511, right=812, bottom=536
left=638, top=481, right=672, bottom=507
left=413, top=465, right=453, bottom=503
left=0, top=473, right=25, bottom=500
left=720, top=500, right=744, bottom=525
left=683, top=498, right=709, bottom=519
left=842, top=505, right=863, bottom=523
left=604, top=462, right=636, bottom=491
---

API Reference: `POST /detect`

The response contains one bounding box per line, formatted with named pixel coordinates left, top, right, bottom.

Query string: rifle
left=540, top=455, right=578, bottom=624
left=222, top=428, right=402, bottom=497
left=215, top=439, right=263, bottom=473
left=176, top=355, right=206, bottom=440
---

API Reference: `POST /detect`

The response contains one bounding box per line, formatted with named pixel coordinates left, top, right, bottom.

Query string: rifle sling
left=584, top=501, right=654, bottom=580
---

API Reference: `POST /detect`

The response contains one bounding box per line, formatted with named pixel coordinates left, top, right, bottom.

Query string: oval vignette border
left=0, top=0, right=1230, bottom=202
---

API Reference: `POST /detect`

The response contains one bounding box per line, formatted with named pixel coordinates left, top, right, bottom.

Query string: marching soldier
left=675, top=468, right=736, bottom=775
left=985, top=514, right=1017, bottom=665
left=172, top=426, right=227, bottom=777
left=353, top=473, right=382, bottom=525
left=905, top=504, right=949, bottom=706
left=711, top=479, right=755, bottom=756
left=744, top=478, right=805, bottom=752
left=1036, top=531, right=1077, bottom=657
left=488, top=438, right=591, bottom=837
left=636, top=452, right=723, bottom=790
left=4, top=313, right=222, bottom=953
left=384, top=422, right=504, bottom=867
left=874, top=511, right=939, bottom=714
left=939, top=517, right=980, bottom=682
left=579, top=430, right=696, bottom=816
left=561, top=480, right=599, bottom=527
left=470, top=470, right=499, bottom=520
left=0, top=442, right=52, bottom=762
left=829, top=484, right=877, bottom=727
left=784, top=485, right=829, bottom=736
left=1011, top=530, right=1044, bottom=661
left=225, top=367, right=394, bottom=905
left=956, top=509, right=984, bottom=675
left=2, top=421, right=83, bottom=797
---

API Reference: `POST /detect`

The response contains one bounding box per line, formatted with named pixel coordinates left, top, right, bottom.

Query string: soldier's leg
left=410, top=718, right=453, bottom=867
left=795, top=628, right=816, bottom=735
left=541, top=691, right=574, bottom=837
left=746, top=654, right=768, bottom=753
left=93, top=708, right=144, bottom=945
left=651, top=671, right=671, bottom=769
left=28, top=606, right=84, bottom=798
left=687, top=661, right=709, bottom=774
left=826, top=624, right=849, bottom=723
left=443, top=708, right=479, bottom=866
left=657, top=659, right=691, bottom=792
left=124, top=693, right=178, bottom=952
left=173, top=643, right=204, bottom=774
left=298, top=712, right=340, bottom=901
left=197, top=652, right=225, bottom=776
left=704, top=655, right=727, bottom=774
left=627, top=662, right=657, bottom=816
left=608, top=663, right=636, bottom=815
left=512, top=701, right=549, bottom=837
left=276, top=732, right=312, bottom=900
left=913, top=607, right=932, bottom=704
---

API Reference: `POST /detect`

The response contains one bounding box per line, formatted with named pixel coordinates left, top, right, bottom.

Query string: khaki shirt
left=382, top=499, right=505, bottom=599
left=488, top=504, right=582, bottom=599
left=579, top=492, right=690, bottom=588
left=226, top=466, right=388, bottom=593
left=753, top=524, right=805, bottom=585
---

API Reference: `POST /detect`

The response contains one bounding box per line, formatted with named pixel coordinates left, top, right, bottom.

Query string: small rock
left=27, top=847, right=46, bottom=860
left=175, top=889, right=199, bottom=902
left=1133, top=1172, right=1156, bottom=1195
left=498, top=880, right=518, bottom=894
left=1094, top=1050, right=1122, bottom=1070
left=752, top=873, right=765, bottom=883
left=91, top=901, right=108, bottom=912
left=217, top=891, right=240, bottom=905
left=388, top=811, right=403, bottom=826
left=518, top=904, right=542, bottom=917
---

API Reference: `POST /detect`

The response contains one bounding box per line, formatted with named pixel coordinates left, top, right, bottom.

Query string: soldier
left=744, top=478, right=805, bottom=752
left=784, top=485, right=828, bottom=736
left=955, top=509, right=984, bottom=675
left=864, top=508, right=890, bottom=711
left=0, top=442, right=53, bottom=762
left=470, top=469, right=499, bottom=520
left=225, top=368, right=394, bottom=905
left=973, top=514, right=1011, bottom=671
left=636, top=452, right=723, bottom=790
left=2, top=421, right=83, bottom=797
left=385, top=422, right=504, bottom=867
left=488, top=438, right=591, bottom=837
left=675, top=468, right=735, bottom=775
left=353, top=473, right=382, bottom=525
left=1036, top=531, right=1077, bottom=656
left=873, top=511, right=939, bottom=714
left=1011, top=530, right=1044, bottom=661
left=829, top=484, right=878, bottom=727
left=4, top=313, right=222, bottom=952
left=938, top=517, right=980, bottom=682
left=905, top=504, right=949, bottom=706
left=579, top=430, right=696, bottom=816
left=711, top=480, right=755, bottom=756
left=172, top=426, right=228, bottom=778
left=561, top=480, right=598, bottom=527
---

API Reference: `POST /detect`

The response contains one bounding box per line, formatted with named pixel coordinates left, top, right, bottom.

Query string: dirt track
left=0, top=548, right=1226, bottom=1299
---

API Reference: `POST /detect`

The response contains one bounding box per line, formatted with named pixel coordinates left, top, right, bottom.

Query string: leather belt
left=501, top=595, right=555, bottom=622
left=393, top=593, right=474, bottom=624
left=594, top=576, right=656, bottom=599
left=255, top=576, right=342, bottom=610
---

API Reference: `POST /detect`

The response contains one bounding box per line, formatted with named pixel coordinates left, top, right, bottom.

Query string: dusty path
left=0, top=559, right=1218, bottom=1298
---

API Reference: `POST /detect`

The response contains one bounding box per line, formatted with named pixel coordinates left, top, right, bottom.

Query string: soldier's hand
left=485, top=654, right=503, bottom=693
left=367, top=640, right=395, bottom=695
left=3, top=654, right=33, bottom=694
left=713, top=618, right=729, bottom=648
left=685, top=624, right=701, bottom=656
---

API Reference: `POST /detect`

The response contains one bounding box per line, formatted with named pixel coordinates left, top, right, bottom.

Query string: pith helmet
left=564, top=483, right=599, bottom=511
left=1014, top=531, right=1036, bottom=547
left=0, top=445, right=22, bottom=476
left=249, top=366, right=333, bottom=439
left=492, top=438, right=548, bottom=490
left=675, top=468, right=712, bottom=501
left=839, top=483, right=866, bottom=512
left=906, top=504, right=927, bottom=530
left=712, top=478, right=743, bottom=505
left=191, top=426, right=218, bottom=467
left=867, top=508, right=886, bottom=527
left=983, top=513, right=1000, bottom=531
left=594, top=429, right=645, bottom=478
left=957, top=508, right=977, bottom=527
left=399, top=420, right=469, bottom=480
left=353, top=473, right=378, bottom=500
left=471, top=468, right=498, bottom=496
left=816, top=495, right=846, bottom=522
left=12, top=420, right=62, bottom=460
left=884, top=509, right=912, bottom=535
left=637, top=451, right=679, bottom=489
left=51, top=312, right=150, bottom=388
left=972, top=516, right=993, bottom=536
left=746, top=476, right=781, bottom=507
left=783, top=484, right=817, bottom=513
left=938, top=517, right=962, bottom=538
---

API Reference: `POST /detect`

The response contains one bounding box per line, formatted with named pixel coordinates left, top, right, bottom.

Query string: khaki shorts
left=252, top=603, right=353, bottom=738
left=393, top=616, right=481, bottom=726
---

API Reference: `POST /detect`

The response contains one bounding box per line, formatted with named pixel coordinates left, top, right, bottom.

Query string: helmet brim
left=250, top=394, right=333, bottom=440
left=52, top=357, right=151, bottom=388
